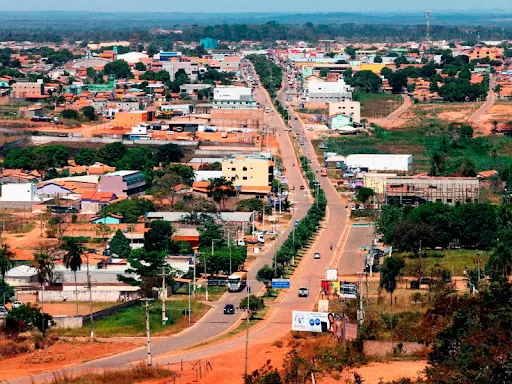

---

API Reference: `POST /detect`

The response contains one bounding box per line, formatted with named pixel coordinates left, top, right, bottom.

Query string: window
left=242, top=176, right=247, bottom=180
left=231, top=168, right=236, bottom=171
left=243, top=167, right=247, bottom=171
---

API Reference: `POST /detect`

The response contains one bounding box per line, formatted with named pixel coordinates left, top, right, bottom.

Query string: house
left=91, top=213, right=123, bottom=224
left=98, top=170, right=146, bottom=197
left=5, top=265, right=38, bottom=286
left=80, top=190, right=118, bottom=213
left=0, top=183, right=40, bottom=202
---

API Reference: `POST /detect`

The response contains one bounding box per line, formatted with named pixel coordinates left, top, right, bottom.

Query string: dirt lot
left=32, top=302, right=116, bottom=317
left=0, top=341, right=138, bottom=381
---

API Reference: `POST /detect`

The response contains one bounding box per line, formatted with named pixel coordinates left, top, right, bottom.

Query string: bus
left=227, top=271, right=247, bottom=292
left=320, top=168, right=328, bottom=177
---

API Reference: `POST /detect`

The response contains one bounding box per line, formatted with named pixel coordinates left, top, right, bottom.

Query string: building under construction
left=385, top=177, right=480, bottom=206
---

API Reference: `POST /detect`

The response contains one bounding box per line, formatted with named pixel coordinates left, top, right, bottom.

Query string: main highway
left=11, top=57, right=359, bottom=384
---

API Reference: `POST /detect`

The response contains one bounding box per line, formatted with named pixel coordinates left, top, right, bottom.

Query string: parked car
left=223, top=304, right=235, bottom=315
left=298, top=287, right=309, bottom=297
left=314, top=252, right=321, bottom=259
left=299, top=185, right=305, bottom=190
left=0, top=306, right=7, bottom=316
left=12, top=301, right=23, bottom=309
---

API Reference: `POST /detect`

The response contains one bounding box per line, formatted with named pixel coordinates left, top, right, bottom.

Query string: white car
left=12, top=301, right=23, bottom=309
left=314, top=252, right=321, bottom=259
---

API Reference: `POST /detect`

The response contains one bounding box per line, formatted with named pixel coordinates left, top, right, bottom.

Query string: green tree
left=6, top=303, right=54, bottom=335
left=208, top=177, right=237, bottom=210
left=157, top=143, right=185, bottom=166
left=109, top=229, right=132, bottom=259
left=152, top=173, right=184, bottom=207
left=240, top=294, right=265, bottom=317
left=236, top=198, right=264, bottom=212
left=134, top=62, right=146, bottom=71
left=144, top=220, right=172, bottom=253
left=487, top=229, right=512, bottom=277
left=356, top=187, right=375, bottom=204
left=62, top=109, right=79, bottom=120
left=373, top=55, right=383, bottom=63
left=104, top=59, right=132, bottom=79
left=388, top=71, right=408, bottom=93
left=117, top=249, right=168, bottom=298
left=74, top=148, right=97, bottom=166
left=319, top=68, right=329, bottom=78
left=117, top=147, right=156, bottom=171
left=163, top=163, right=194, bottom=185
left=0, top=244, right=15, bottom=305
left=352, top=70, right=382, bottom=93
left=0, top=280, right=14, bottom=304
left=100, top=198, right=155, bottom=223
left=81, top=105, right=97, bottom=121
left=380, top=256, right=404, bottom=345
left=33, top=252, right=55, bottom=288
left=96, top=142, right=128, bottom=166
left=62, top=238, right=84, bottom=315
left=198, top=220, right=225, bottom=249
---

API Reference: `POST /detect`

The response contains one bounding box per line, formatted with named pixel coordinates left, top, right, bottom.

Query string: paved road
left=469, top=74, right=495, bottom=123
left=9, top=63, right=313, bottom=384
left=10, top=60, right=362, bottom=384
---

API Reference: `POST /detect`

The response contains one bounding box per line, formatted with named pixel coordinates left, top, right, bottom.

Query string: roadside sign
left=272, top=278, right=290, bottom=289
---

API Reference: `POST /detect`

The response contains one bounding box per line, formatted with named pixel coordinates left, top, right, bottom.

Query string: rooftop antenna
left=426, top=10, right=431, bottom=46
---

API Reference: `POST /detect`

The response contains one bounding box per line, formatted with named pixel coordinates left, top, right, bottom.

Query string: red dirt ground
left=0, top=341, right=138, bottom=381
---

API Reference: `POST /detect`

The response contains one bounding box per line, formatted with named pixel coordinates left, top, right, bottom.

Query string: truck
left=227, top=271, right=247, bottom=292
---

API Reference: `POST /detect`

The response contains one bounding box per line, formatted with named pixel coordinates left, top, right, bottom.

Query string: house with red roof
left=80, top=190, right=118, bottom=213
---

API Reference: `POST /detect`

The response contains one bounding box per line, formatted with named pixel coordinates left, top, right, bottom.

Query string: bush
left=62, top=109, right=79, bottom=120
left=239, top=295, right=265, bottom=315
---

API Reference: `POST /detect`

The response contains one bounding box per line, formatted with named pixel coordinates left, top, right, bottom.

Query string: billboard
left=321, top=280, right=340, bottom=296
left=292, top=311, right=335, bottom=333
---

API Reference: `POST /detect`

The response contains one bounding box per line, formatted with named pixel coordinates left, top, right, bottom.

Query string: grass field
left=354, top=93, right=403, bottom=119
left=54, top=300, right=209, bottom=337
left=314, top=122, right=512, bottom=173
left=397, top=249, right=490, bottom=276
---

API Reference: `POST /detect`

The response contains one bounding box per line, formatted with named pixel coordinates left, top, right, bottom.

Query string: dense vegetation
left=247, top=54, right=282, bottom=97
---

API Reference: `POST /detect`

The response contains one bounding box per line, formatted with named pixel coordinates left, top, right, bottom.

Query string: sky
left=3, top=0, right=512, bottom=13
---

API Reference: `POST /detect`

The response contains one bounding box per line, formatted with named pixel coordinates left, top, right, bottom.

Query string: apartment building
left=222, top=156, right=274, bottom=188
left=98, top=171, right=146, bottom=197
left=385, top=177, right=480, bottom=206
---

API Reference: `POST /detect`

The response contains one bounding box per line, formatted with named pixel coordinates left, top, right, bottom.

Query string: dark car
left=223, top=304, right=235, bottom=315
left=300, top=185, right=305, bottom=190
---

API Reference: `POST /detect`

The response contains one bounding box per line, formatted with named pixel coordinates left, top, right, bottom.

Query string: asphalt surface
left=10, top=60, right=363, bottom=383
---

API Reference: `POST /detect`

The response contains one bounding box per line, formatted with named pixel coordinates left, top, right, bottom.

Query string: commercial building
left=363, top=173, right=397, bottom=194
left=113, top=111, right=153, bottom=128
left=222, top=156, right=274, bottom=188
left=304, top=80, right=352, bottom=102
left=385, top=177, right=480, bottom=206
left=98, top=171, right=146, bottom=197
left=328, top=101, right=361, bottom=123
left=346, top=154, right=412, bottom=172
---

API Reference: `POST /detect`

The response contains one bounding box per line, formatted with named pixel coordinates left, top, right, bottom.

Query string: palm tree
left=0, top=243, right=15, bottom=305
left=62, top=238, right=84, bottom=316
left=488, top=235, right=512, bottom=277
left=33, top=252, right=55, bottom=333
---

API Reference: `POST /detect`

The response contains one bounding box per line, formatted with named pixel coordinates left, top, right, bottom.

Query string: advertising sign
left=292, top=311, right=335, bottom=333
left=325, top=268, right=338, bottom=281
left=321, top=280, right=340, bottom=296
left=272, top=278, right=291, bottom=289
left=318, top=299, right=329, bottom=312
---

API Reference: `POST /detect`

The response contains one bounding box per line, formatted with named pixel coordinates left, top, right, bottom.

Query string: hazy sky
left=4, top=0, right=512, bottom=12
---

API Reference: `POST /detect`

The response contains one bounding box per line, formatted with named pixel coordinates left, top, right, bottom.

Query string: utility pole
left=158, top=267, right=167, bottom=325
left=356, top=272, right=366, bottom=326
left=244, top=283, right=250, bottom=379
left=141, top=299, right=153, bottom=367
left=86, top=253, right=94, bottom=342
left=228, top=231, right=232, bottom=276
left=477, top=252, right=481, bottom=282
left=193, top=254, right=197, bottom=297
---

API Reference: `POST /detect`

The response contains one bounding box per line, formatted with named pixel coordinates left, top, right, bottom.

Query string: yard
left=53, top=300, right=209, bottom=337
left=354, top=93, right=403, bottom=119
left=314, top=122, right=512, bottom=173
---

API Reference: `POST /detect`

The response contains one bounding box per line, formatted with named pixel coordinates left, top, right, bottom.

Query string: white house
left=1, top=183, right=40, bottom=202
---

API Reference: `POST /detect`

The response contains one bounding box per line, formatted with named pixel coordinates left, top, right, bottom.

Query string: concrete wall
left=39, top=289, right=140, bottom=302
left=27, top=135, right=198, bottom=147
left=53, top=315, right=83, bottom=329
left=363, top=340, right=429, bottom=357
